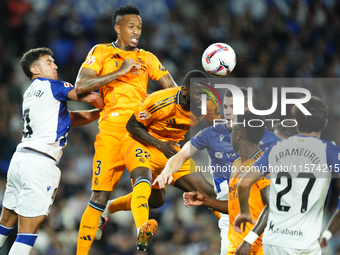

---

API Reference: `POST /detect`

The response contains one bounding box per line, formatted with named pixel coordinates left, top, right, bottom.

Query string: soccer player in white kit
left=234, top=96, right=340, bottom=255
left=0, top=47, right=104, bottom=255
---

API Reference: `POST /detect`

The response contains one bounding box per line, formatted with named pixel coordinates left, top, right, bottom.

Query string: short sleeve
left=146, top=52, right=169, bottom=81
left=255, top=176, right=271, bottom=191
left=81, top=44, right=103, bottom=75
left=191, top=128, right=210, bottom=150
left=50, top=80, right=74, bottom=101
left=253, top=146, right=273, bottom=176
left=133, top=94, right=163, bottom=127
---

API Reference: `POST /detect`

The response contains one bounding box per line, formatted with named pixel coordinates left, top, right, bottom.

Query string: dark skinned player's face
left=115, top=14, right=142, bottom=49
left=187, top=84, right=207, bottom=116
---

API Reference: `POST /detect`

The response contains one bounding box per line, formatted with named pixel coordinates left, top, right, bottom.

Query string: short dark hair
left=224, top=87, right=253, bottom=106
left=183, top=70, right=209, bottom=88
left=20, top=47, right=53, bottom=80
left=292, top=96, right=328, bottom=133
left=236, top=111, right=265, bottom=144
left=112, top=5, right=140, bottom=25
left=273, top=121, right=298, bottom=139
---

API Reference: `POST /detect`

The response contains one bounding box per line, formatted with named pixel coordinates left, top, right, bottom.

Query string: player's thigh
left=92, top=132, right=126, bottom=191
left=121, top=136, right=166, bottom=175
left=4, top=149, right=60, bottom=218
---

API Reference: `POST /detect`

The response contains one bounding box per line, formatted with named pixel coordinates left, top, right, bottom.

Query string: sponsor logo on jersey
left=64, top=82, right=73, bottom=87
left=268, top=221, right=303, bottom=237
left=138, top=110, right=151, bottom=120
left=84, top=60, right=95, bottom=65
left=215, top=152, right=223, bottom=158
left=166, top=118, right=190, bottom=131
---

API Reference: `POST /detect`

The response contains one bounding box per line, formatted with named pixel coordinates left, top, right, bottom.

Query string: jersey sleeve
left=326, top=142, right=340, bottom=175
left=146, top=52, right=169, bottom=81
left=133, top=94, right=167, bottom=127
left=50, top=80, right=74, bottom=101
left=255, top=176, right=271, bottom=190
left=191, top=127, right=210, bottom=150
left=204, top=98, right=221, bottom=122
left=81, top=44, right=103, bottom=75
left=253, top=146, right=273, bottom=176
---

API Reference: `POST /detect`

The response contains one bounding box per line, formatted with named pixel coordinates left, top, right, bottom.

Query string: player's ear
left=181, top=86, right=188, bottom=96
left=30, top=65, right=40, bottom=76
left=114, top=24, right=120, bottom=35
left=324, top=119, right=328, bottom=128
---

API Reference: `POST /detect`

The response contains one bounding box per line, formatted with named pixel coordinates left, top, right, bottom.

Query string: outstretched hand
left=153, top=170, right=173, bottom=188
left=319, top=237, right=327, bottom=248
left=183, top=191, right=205, bottom=208
left=233, top=213, right=255, bottom=233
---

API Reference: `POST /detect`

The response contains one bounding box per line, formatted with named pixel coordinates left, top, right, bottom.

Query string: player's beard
left=128, top=44, right=137, bottom=50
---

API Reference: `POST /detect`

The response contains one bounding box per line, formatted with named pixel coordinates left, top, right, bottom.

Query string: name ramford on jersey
left=268, top=221, right=303, bottom=237
left=24, top=90, right=44, bottom=99
left=275, top=148, right=321, bottom=164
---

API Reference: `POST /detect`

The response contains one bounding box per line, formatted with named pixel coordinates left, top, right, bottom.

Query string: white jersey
left=17, top=77, right=74, bottom=163
left=254, top=135, right=340, bottom=250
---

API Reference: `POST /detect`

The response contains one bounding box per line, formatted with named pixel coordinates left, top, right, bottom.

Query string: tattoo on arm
left=158, top=74, right=177, bottom=89
left=75, top=67, right=123, bottom=94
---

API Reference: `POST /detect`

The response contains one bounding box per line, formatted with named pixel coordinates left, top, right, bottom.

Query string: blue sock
left=9, top=233, right=38, bottom=255
left=0, top=224, right=14, bottom=250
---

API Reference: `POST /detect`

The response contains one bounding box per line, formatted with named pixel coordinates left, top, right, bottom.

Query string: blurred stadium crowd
left=1, top=0, right=340, bottom=254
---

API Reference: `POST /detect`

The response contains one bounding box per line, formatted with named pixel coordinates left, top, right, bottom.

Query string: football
left=202, top=43, right=236, bottom=76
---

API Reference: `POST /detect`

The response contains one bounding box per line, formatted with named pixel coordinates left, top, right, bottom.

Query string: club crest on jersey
left=64, top=82, right=73, bottom=87
left=84, top=59, right=95, bottom=65
left=138, top=110, right=151, bottom=120
left=215, top=152, right=223, bottom=158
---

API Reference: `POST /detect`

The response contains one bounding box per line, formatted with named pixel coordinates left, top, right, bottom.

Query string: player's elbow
left=75, top=83, right=86, bottom=95
left=237, top=178, right=252, bottom=192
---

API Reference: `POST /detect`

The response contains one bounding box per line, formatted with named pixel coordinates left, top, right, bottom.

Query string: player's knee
left=89, top=191, right=111, bottom=205
left=149, top=189, right=166, bottom=209
left=131, top=167, right=152, bottom=183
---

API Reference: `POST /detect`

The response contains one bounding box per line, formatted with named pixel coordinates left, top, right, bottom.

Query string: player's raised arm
left=75, top=59, right=136, bottom=94
left=126, top=114, right=179, bottom=159
left=235, top=185, right=270, bottom=255
left=69, top=109, right=102, bottom=127
left=67, top=89, right=104, bottom=109
left=157, top=73, right=177, bottom=88
left=233, top=167, right=263, bottom=233
left=153, top=141, right=198, bottom=188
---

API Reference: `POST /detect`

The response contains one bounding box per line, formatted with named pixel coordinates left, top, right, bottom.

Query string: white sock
left=8, top=233, right=38, bottom=255
left=102, top=199, right=115, bottom=218
left=0, top=224, right=14, bottom=250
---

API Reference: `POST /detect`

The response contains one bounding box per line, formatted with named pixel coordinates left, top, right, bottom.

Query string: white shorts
left=263, top=244, right=321, bottom=255
left=3, top=148, right=61, bottom=217
left=219, top=212, right=230, bottom=255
